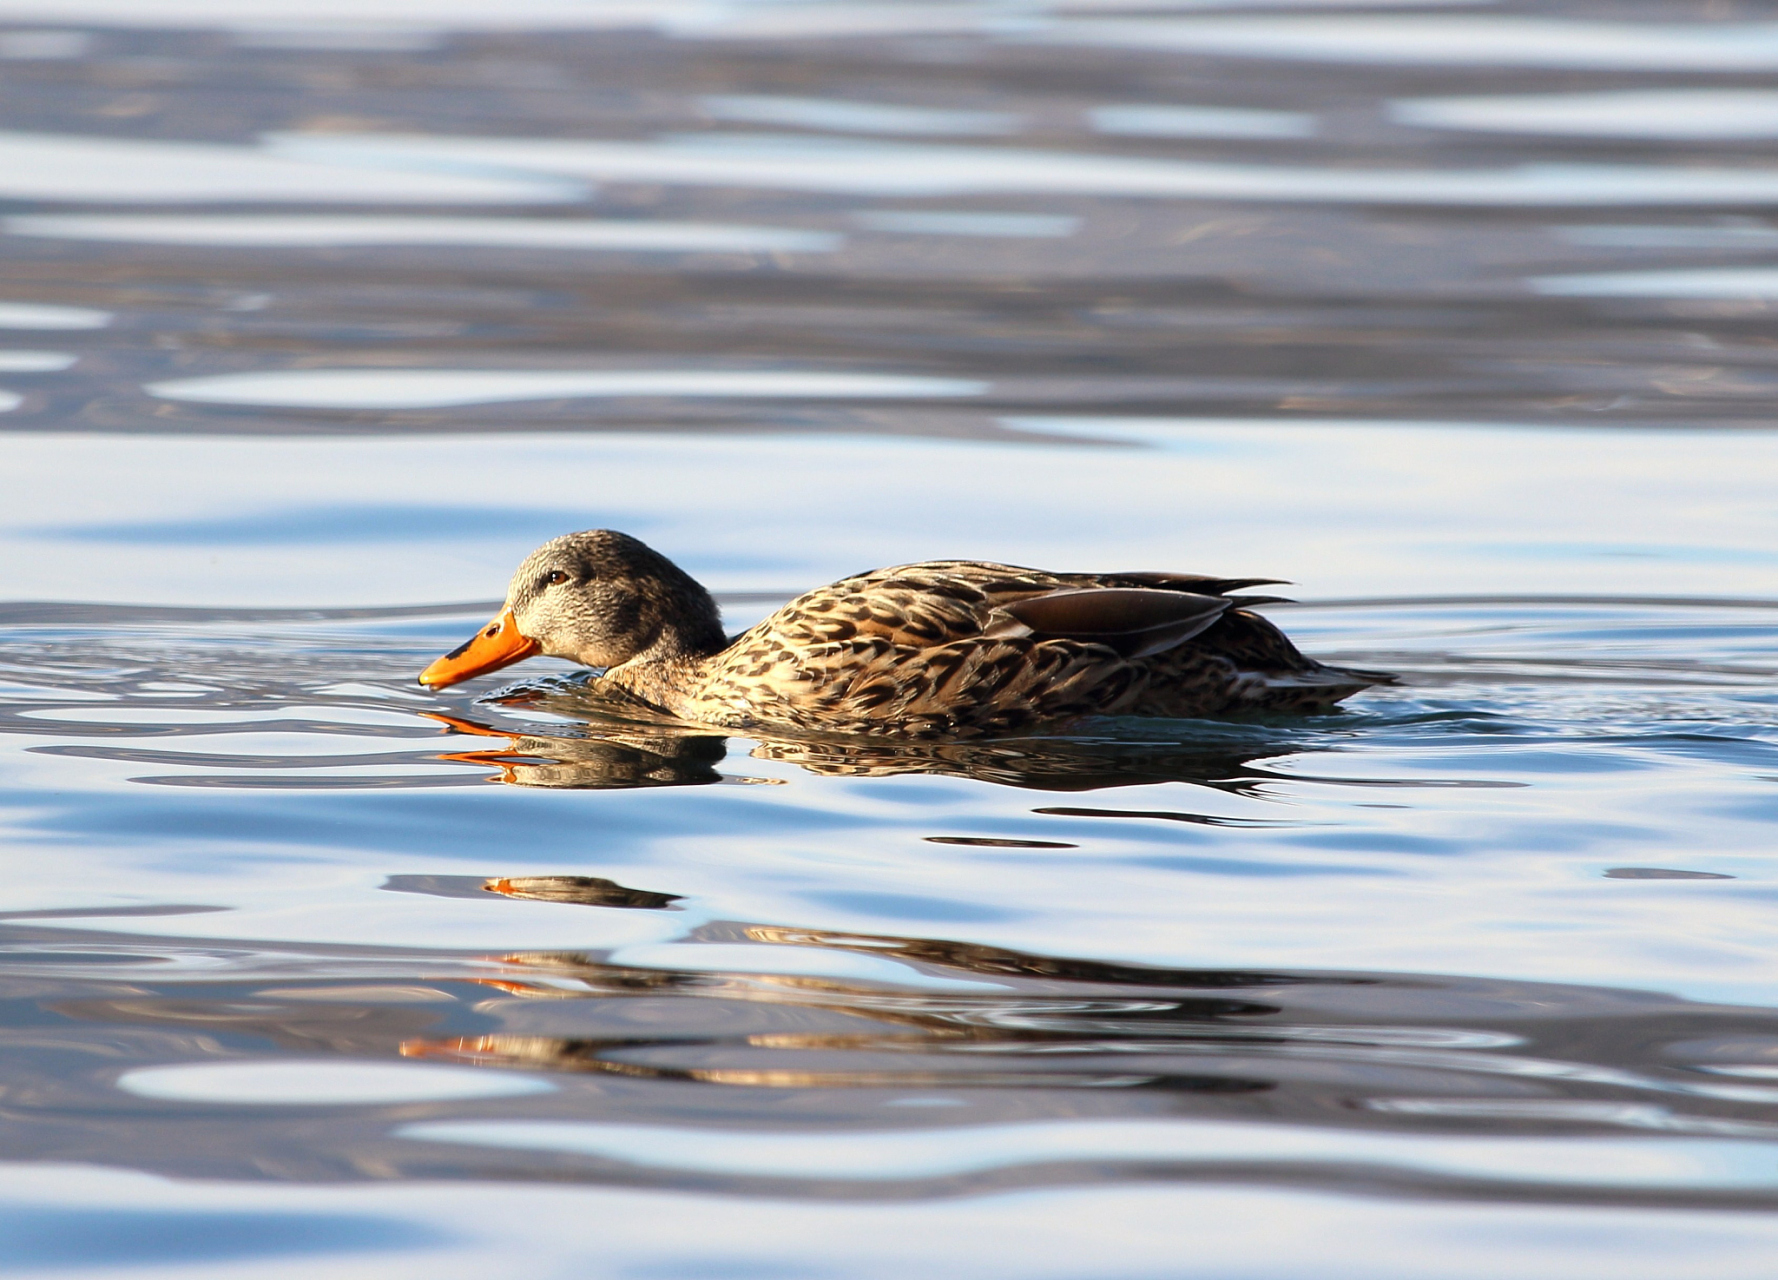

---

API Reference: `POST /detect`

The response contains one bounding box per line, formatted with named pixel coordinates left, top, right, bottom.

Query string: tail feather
left=1240, top=663, right=1394, bottom=712
left=1112, top=572, right=1290, bottom=597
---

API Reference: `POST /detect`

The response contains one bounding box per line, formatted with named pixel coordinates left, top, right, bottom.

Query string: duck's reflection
left=401, top=922, right=1293, bottom=1093
left=389, top=916, right=1761, bottom=1128
left=428, top=683, right=1309, bottom=794
left=27, top=908, right=1775, bottom=1191
left=429, top=710, right=732, bottom=790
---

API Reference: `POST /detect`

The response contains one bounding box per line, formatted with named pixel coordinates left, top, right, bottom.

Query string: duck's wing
left=981, top=587, right=1231, bottom=659
left=765, top=562, right=1279, bottom=656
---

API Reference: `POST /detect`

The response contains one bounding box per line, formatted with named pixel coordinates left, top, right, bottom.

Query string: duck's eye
left=542, top=570, right=570, bottom=587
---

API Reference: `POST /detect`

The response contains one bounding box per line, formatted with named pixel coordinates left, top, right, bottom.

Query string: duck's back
left=654, top=561, right=1387, bottom=736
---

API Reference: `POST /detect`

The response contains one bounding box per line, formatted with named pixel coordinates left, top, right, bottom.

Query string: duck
left=418, top=530, right=1391, bottom=737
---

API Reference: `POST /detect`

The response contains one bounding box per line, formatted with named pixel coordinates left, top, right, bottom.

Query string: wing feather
left=984, top=587, right=1231, bottom=659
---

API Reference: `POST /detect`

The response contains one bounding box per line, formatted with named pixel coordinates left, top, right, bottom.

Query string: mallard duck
left=419, top=530, right=1390, bottom=736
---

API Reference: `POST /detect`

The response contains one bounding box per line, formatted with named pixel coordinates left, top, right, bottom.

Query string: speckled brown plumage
left=420, top=531, right=1392, bottom=737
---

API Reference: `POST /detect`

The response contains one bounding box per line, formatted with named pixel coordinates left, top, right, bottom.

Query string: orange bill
left=418, top=609, right=539, bottom=688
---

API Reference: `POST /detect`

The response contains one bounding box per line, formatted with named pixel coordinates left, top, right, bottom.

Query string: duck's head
left=419, top=530, right=725, bottom=690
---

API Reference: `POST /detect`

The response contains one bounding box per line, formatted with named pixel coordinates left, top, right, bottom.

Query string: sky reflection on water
left=8, top=425, right=1776, bottom=605
left=266, top=130, right=1778, bottom=206
left=5, top=214, right=847, bottom=254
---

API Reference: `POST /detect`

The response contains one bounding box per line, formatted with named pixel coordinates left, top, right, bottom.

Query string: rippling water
left=5, top=3, right=1778, bottom=1275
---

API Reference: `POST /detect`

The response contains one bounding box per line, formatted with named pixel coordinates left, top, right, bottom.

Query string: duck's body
left=420, top=532, right=1390, bottom=737
left=602, top=560, right=1382, bottom=736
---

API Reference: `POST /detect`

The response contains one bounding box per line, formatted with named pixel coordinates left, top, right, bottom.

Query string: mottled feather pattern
left=602, top=560, right=1389, bottom=737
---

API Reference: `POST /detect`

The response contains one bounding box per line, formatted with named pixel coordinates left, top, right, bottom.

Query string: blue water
left=4, top=4, right=1778, bottom=1276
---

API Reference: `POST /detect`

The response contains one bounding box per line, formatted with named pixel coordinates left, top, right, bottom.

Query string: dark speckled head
left=506, top=530, right=726, bottom=669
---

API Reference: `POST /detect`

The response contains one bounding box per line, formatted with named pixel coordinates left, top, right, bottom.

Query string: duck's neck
left=601, top=647, right=720, bottom=714
left=631, top=612, right=728, bottom=667
left=599, top=590, right=729, bottom=712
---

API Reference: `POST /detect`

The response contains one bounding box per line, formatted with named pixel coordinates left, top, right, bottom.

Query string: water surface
left=3, top=3, right=1778, bottom=1276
